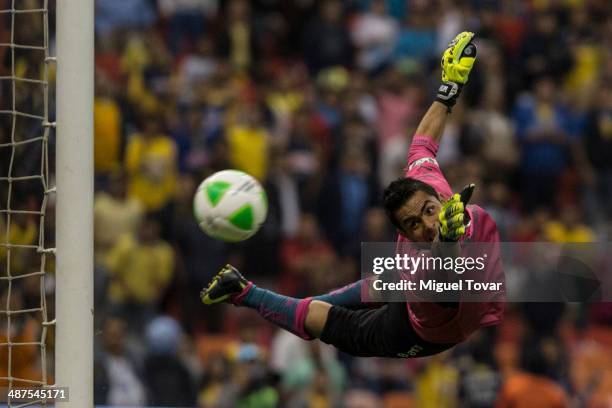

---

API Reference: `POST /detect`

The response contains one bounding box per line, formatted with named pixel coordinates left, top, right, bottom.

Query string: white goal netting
left=0, top=0, right=55, bottom=406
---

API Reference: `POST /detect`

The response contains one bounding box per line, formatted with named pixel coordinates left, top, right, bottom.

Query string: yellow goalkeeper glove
left=436, top=31, right=477, bottom=111
left=438, top=184, right=475, bottom=242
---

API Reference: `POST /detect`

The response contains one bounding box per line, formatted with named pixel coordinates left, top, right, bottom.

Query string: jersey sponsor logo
left=397, top=344, right=424, bottom=358
left=408, top=157, right=439, bottom=171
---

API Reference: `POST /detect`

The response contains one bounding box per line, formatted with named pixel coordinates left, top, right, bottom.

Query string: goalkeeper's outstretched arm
left=415, top=31, right=477, bottom=144
left=415, top=101, right=450, bottom=144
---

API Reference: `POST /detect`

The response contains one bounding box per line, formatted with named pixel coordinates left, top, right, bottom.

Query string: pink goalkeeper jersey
left=397, top=134, right=505, bottom=344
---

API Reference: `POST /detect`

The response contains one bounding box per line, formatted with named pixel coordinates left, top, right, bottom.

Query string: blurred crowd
left=1, top=0, right=612, bottom=406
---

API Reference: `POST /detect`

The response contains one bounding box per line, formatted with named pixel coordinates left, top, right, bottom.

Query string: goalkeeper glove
left=436, top=31, right=477, bottom=111
left=438, top=184, right=475, bottom=242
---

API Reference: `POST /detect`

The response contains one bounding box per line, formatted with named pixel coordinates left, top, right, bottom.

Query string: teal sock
left=236, top=284, right=313, bottom=340
left=314, top=280, right=368, bottom=309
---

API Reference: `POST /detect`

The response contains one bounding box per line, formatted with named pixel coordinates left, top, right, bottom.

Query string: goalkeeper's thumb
left=459, top=183, right=476, bottom=206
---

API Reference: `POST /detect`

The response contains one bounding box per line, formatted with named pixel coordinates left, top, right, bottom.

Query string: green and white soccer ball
left=193, top=170, right=268, bottom=242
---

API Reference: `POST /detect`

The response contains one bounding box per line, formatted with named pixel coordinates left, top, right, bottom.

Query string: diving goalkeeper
left=200, top=32, right=504, bottom=358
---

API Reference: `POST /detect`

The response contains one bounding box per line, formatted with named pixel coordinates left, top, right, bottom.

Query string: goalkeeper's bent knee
left=305, top=300, right=332, bottom=339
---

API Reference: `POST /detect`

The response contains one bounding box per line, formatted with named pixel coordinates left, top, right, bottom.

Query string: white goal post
left=55, top=0, right=93, bottom=406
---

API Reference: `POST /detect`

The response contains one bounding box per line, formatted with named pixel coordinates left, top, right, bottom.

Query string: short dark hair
left=383, top=177, right=437, bottom=230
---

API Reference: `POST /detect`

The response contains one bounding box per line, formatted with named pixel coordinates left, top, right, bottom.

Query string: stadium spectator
left=482, top=182, right=519, bottom=241
left=94, top=171, right=144, bottom=265
left=513, top=77, right=579, bottom=211
left=121, top=31, right=173, bottom=116
left=198, top=352, right=236, bottom=408
left=414, top=351, right=458, bottom=408
left=279, top=213, right=335, bottom=295
left=350, top=0, right=399, bottom=73
left=517, top=11, right=573, bottom=89
left=158, top=0, right=218, bottom=54
left=302, top=0, right=354, bottom=75
left=144, top=316, right=197, bottom=406
left=280, top=341, right=346, bottom=407
left=581, top=81, right=612, bottom=226
left=93, top=73, right=123, bottom=177
left=106, top=215, right=175, bottom=332
left=283, top=107, right=322, bottom=213
left=125, top=113, right=178, bottom=213
left=176, top=37, right=218, bottom=106
left=95, top=316, right=147, bottom=406
left=317, top=143, right=376, bottom=252
left=393, top=1, right=437, bottom=63
left=456, top=328, right=502, bottom=408
left=216, top=0, right=256, bottom=72
left=345, top=207, right=396, bottom=258
left=496, top=337, right=570, bottom=408
left=232, top=344, right=279, bottom=408
left=375, top=68, right=422, bottom=148
left=544, top=205, right=596, bottom=243
left=226, top=101, right=271, bottom=181
left=95, top=0, right=156, bottom=38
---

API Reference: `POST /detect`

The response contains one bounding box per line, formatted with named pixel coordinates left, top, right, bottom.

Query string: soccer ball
left=193, top=170, right=268, bottom=242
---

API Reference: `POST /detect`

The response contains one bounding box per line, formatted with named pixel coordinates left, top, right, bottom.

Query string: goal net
left=0, top=0, right=56, bottom=405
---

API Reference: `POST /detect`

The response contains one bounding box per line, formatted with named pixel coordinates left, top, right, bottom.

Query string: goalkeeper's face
left=393, top=190, right=442, bottom=243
